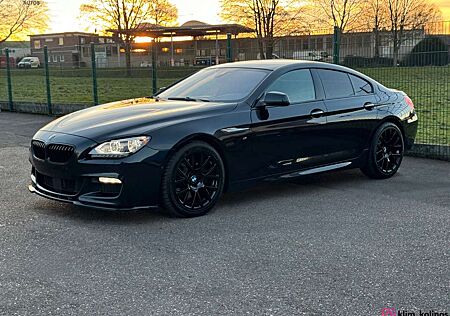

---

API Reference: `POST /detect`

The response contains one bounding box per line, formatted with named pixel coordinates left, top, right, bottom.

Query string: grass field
left=0, top=65, right=449, bottom=145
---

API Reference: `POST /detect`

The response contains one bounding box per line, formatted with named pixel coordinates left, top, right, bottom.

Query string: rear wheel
left=361, top=122, right=404, bottom=179
left=161, top=141, right=225, bottom=217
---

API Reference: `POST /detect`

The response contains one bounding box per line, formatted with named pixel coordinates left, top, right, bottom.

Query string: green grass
left=0, top=66, right=449, bottom=145
left=358, top=66, right=449, bottom=145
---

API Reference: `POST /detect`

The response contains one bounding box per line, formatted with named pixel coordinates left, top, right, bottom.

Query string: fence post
left=5, top=48, right=13, bottom=111
left=91, top=42, right=98, bottom=105
left=151, top=41, right=157, bottom=95
left=43, top=46, right=52, bottom=115
left=333, top=26, right=341, bottom=64
left=226, top=33, right=232, bottom=62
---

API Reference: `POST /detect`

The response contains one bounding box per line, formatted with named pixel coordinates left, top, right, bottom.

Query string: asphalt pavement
left=0, top=112, right=449, bottom=315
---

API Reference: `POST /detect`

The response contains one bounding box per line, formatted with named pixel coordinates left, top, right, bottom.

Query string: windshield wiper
left=167, top=97, right=210, bottom=102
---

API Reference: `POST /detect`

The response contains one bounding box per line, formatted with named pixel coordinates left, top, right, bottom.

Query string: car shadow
left=34, top=169, right=371, bottom=223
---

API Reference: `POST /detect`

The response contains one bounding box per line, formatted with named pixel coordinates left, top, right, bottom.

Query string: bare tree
left=80, top=0, right=177, bottom=74
left=221, top=0, right=307, bottom=59
left=0, top=0, right=48, bottom=44
left=314, top=0, right=365, bottom=32
left=387, top=0, right=441, bottom=66
left=148, top=0, right=178, bottom=26
left=364, top=0, right=389, bottom=58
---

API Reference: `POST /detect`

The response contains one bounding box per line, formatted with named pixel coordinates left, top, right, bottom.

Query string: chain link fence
left=0, top=21, right=449, bottom=159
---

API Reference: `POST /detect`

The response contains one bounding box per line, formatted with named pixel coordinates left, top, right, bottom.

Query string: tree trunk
left=265, top=37, right=274, bottom=59
left=374, top=28, right=380, bottom=59
left=125, top=41, right=132, bottom=76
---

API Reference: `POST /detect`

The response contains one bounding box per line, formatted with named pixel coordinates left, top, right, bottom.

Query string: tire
left=361, top=122, right=404, bottom=179
left=161, top=141, right=225, bottom=217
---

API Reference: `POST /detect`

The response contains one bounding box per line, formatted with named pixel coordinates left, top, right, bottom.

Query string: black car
left=29, top=60, right=418, bottom=217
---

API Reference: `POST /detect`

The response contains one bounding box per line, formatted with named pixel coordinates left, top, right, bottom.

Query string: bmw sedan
left=29, top=60, right=418, bottom=217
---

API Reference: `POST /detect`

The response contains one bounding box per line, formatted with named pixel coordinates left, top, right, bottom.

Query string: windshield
left=21, top=58, right=31, bottom=62
left=157, top=67, right=269, bottom=102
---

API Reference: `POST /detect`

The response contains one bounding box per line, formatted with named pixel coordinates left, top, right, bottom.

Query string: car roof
left=212, top=59, right=361, bottom=72
left=212, top=59, right=316, bottom=70
left=212, top=59, right=381, bottom=86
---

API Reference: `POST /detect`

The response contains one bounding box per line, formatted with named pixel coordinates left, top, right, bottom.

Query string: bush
left=402, top=36, right=449, bottom=66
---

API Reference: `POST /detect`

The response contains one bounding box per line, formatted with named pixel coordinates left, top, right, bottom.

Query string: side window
left=349, top=74, right=373, bottom=95
left=267, top=69, right=315, bottom=103
left=318, top=69, right=354, bottom=99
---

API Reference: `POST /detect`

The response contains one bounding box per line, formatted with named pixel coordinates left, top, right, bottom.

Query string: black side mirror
left=262, top=91, right=290, bottom=107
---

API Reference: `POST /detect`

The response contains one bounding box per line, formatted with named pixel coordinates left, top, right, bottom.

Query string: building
left=29, top=32, right=118, bottom=67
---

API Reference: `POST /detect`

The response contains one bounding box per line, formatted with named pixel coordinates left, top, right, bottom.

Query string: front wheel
left=361, top=122, right=404, bottom=179
left=161, top=141, right=225, bottom=217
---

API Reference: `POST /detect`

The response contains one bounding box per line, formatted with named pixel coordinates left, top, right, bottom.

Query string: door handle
left=310, top=109, right=325, bottom=118
left=364, top=102, right=376, bottom=110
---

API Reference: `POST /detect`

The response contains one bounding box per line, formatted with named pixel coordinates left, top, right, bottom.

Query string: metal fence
left=0, top=21, right=449, bottom=160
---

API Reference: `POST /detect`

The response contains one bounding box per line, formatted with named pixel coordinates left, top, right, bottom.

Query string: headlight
left=89, top=136, right=150, bottom=158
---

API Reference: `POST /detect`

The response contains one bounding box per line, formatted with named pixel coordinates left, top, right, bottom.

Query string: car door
left=248, top=68, right=333, bottom=179
left=315, top=69, right=379, bottom=162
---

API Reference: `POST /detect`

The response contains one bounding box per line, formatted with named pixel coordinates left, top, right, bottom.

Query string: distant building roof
left=107, top=21, right=254, bottom=38
left=29, top=32, right=113, bottom=38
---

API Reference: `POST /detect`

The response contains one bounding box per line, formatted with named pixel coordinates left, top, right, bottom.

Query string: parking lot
left=0, top=112, right=449, bottom=315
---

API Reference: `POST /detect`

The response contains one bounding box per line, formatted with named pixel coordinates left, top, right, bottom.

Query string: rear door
left=315, top=69, right=379, bottom=161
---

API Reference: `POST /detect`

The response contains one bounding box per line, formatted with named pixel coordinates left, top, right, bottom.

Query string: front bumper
left=28, top=131, right=165, bottom=211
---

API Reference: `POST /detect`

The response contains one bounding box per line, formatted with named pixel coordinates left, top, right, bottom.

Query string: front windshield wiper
left=167, top=97, right=211, bottom=102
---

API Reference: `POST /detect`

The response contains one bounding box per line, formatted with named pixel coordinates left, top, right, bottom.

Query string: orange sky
left=46, top=0, right=450, bottom=33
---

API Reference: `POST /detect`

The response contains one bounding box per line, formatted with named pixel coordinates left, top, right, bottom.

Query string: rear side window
left=267, top=69, right=316, bottom=103
left=317, top=69, right=354, bottom=99
left=349, top=74, right=373, bottom=95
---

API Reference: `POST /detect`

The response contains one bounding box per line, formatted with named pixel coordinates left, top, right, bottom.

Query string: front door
left=248, top=69, right=332, bottom=179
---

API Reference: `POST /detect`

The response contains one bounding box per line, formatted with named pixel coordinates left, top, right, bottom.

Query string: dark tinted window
left=267, top=69, right=315, bottom=103
left=349, top=74, right=373, bottom=95
left=318, top=69, right=354, bottom=99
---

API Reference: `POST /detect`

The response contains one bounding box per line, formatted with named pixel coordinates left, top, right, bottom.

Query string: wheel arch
left=380, top=116, right=406, bottom=138
left=164, top=133, right=230, bottom=192
left=372, top=116, right=406, bottom=143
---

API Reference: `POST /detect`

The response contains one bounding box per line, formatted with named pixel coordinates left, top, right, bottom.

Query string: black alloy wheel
left=361, top=122, right=404, bottom=179
left=161, top=141, right=225, bottom=217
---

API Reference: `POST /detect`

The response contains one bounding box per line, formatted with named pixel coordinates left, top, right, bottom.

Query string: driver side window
left=267, top=69, right=316, bottom=104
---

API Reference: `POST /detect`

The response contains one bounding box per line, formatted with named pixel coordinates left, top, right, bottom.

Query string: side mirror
left=262, top=91, right=290, bottom=107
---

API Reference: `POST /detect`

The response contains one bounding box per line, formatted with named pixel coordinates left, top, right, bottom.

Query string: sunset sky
left=47, top=0, right=450, bottom=33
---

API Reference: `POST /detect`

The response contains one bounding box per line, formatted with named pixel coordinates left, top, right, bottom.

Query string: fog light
left=99, top=177, right=122, bottom=184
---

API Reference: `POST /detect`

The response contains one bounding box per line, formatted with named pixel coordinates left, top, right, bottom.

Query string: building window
left=45, top=38, right=53, bottom=42
left=59, top=37, right=64, bottom=45
left=175, top=48, right=183, bottom=54
left=161, top=47, right=169, bottom=53
left=60, top=55, right=65, bottom=62
left=80, top=37, right=85, bottom=44
left=34, top=40, right=41, bottom=49
left=52, top=55, right=57, bottom=62
left=82, top=46, right=90, bottom=57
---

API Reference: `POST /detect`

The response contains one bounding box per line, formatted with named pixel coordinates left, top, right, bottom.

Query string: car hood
left=40, top=97, right=236, bottom=142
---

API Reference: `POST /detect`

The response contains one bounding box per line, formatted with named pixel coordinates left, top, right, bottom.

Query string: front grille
left=31, top=141, right=75, bottom=163
left=47, top=144, right=75, bottom=163
left=35, top=171, right=80, bottom=195
left=32, top=140, right=46, bottom=160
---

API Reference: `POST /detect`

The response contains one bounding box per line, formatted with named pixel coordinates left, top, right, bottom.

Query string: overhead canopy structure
left=108, top=20, right=254, bottom=38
